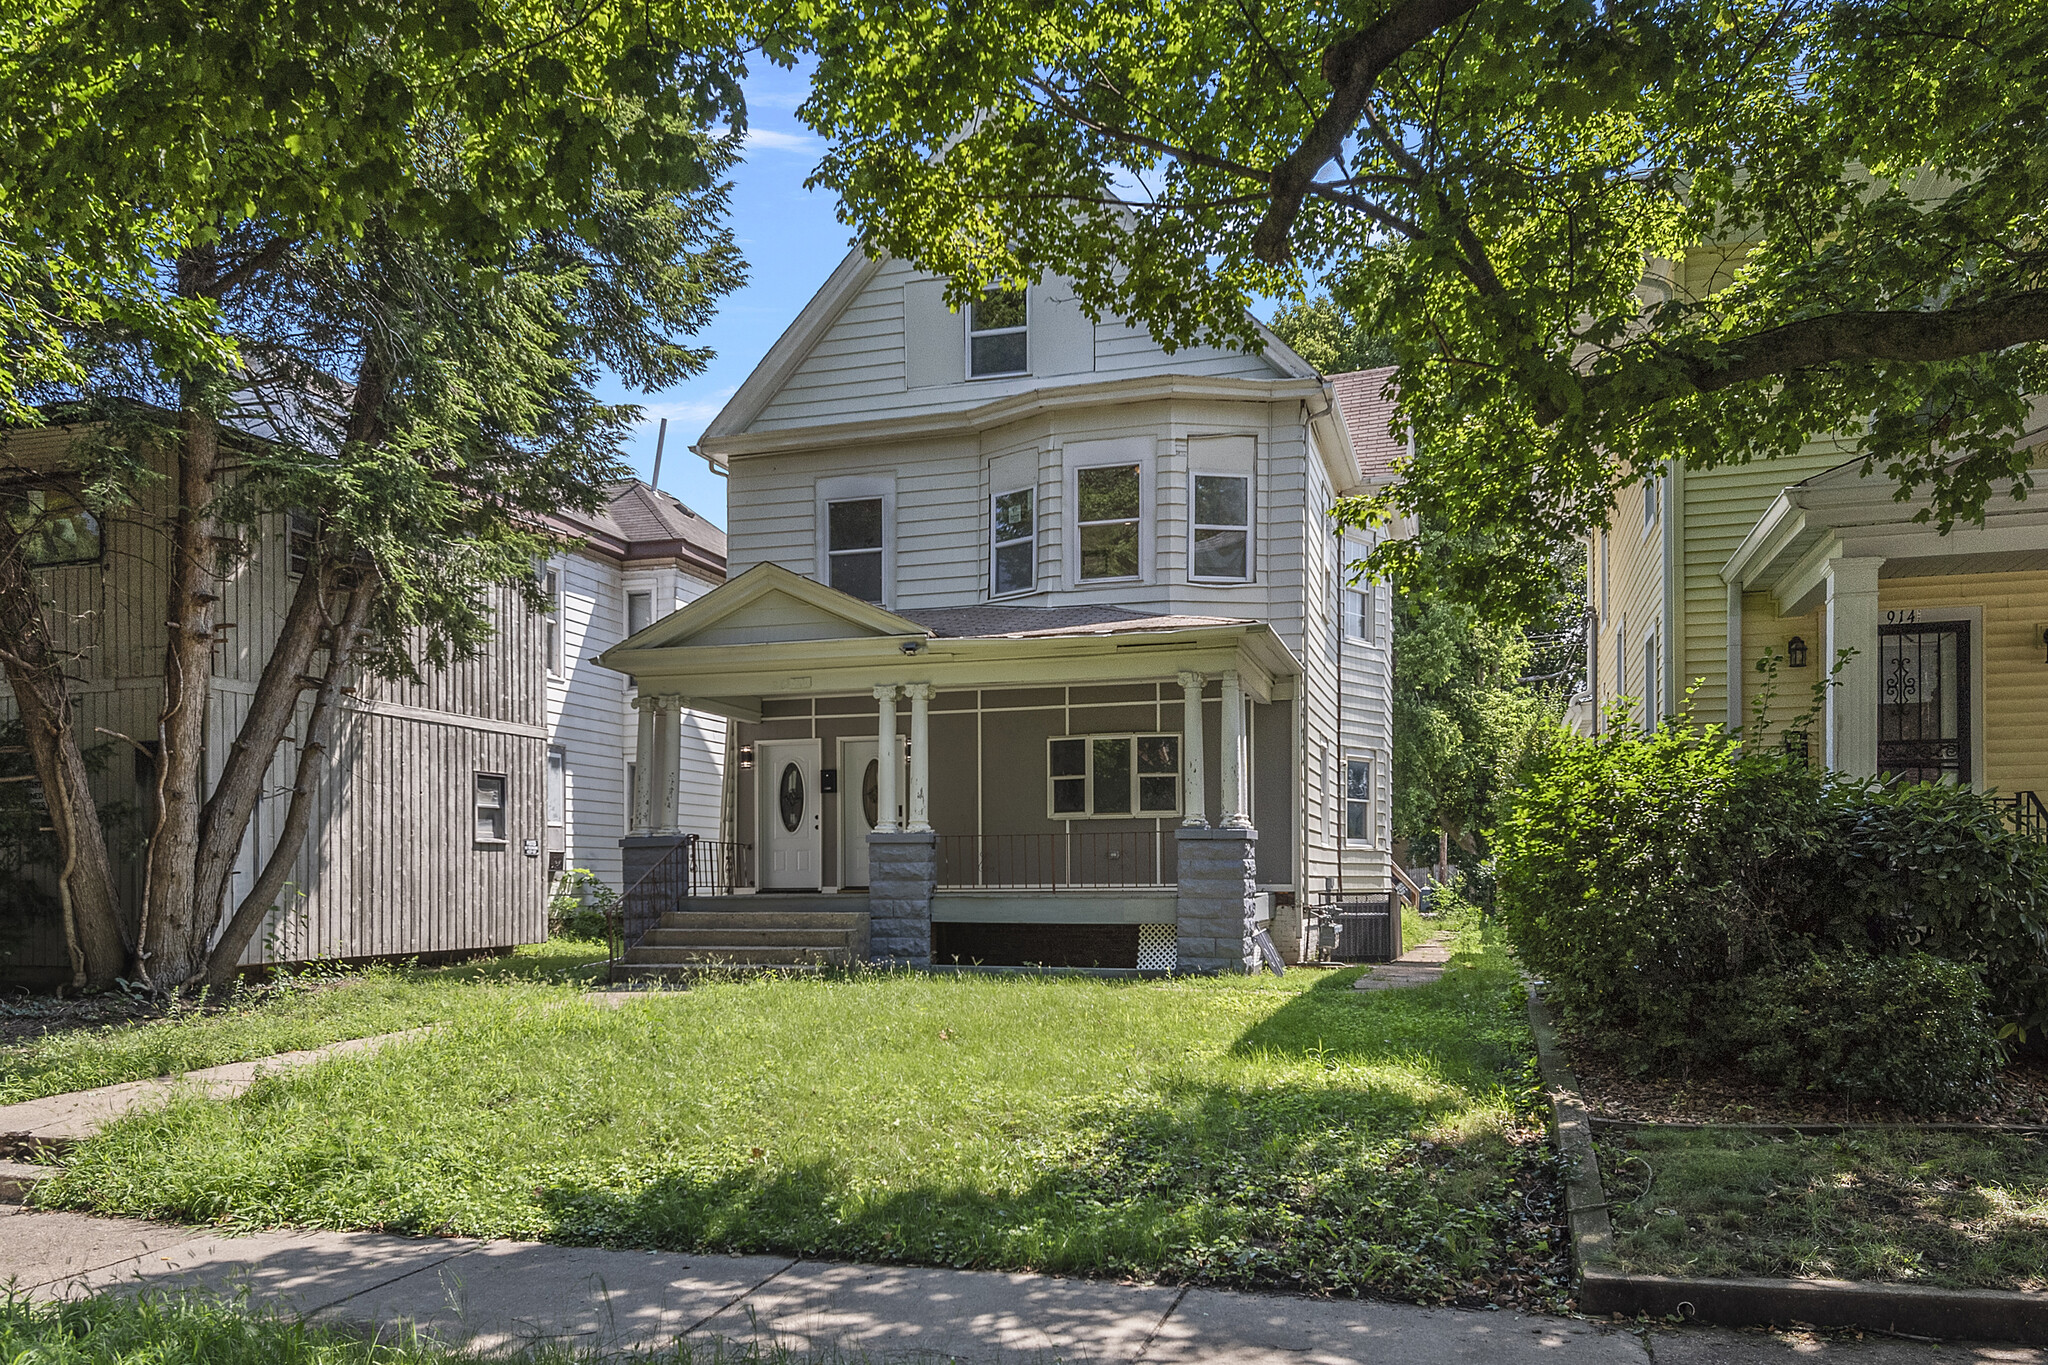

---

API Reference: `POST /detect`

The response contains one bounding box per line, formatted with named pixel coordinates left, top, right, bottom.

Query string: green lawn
left=0, top=940, right=608, bottom=1105
left=1601, top=1126, right=2048, bottom=1291
left=44, top=923, right=1565, bottom=1307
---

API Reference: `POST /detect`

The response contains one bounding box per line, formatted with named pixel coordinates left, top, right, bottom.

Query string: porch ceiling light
left=900, top=638, right=924, bottom=654
left=1786, top=636, right=1809, bottom=669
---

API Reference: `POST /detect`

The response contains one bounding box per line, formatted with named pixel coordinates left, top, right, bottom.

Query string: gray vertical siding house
left=599, top=254, right=1399, bottom=972
left=0, top=419, right=548, bottom=982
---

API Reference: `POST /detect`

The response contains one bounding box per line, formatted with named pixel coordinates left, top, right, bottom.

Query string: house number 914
left=1885, top=610, right=1918, bottom=624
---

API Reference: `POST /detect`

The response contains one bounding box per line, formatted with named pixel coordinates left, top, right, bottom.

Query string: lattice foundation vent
left=1135, top=923, right=1178, bottom=972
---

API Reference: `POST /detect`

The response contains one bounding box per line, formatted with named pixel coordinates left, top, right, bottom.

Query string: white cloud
left=742, top=127, right=820, bottom=154
left=631, top=392, right=735, bottom=433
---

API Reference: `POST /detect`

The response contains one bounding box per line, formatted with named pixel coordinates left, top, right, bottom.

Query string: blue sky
left=597, top=63, right=849, bottom=530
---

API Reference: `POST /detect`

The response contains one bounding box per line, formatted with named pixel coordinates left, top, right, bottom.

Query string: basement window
left=1048, top=734, right=1180, bottom=819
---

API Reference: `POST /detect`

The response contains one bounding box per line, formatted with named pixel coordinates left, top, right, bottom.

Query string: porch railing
left=608, top=835, right=754, bottom=982
left=2000, top=791, right=2048, bottom=844
left=935, top=831, right=1173, bottom=890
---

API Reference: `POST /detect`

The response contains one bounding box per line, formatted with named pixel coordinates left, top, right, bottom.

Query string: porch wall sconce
left=2038, top=624, right=2048, bottom=665
left=737, top=745, right=755, bottom=770
left=1786, top=636, right=1809, bottom=669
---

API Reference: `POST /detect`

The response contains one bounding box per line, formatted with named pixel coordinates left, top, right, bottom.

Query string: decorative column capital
left=872, top=683, right=900, bottom=701
left=1175, top=668, right=1204, bottom=691
left=902, top=681, right=933, bottom=701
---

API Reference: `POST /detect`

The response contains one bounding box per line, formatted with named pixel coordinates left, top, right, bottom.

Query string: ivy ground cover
left=43, top=925, right=1567, bottom=1308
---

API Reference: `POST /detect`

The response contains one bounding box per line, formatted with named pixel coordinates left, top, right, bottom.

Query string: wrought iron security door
left=1877, top=622, right=1971, bottom=785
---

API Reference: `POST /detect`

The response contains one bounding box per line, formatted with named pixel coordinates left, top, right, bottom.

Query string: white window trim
left=1071, top=460, right=1146, bottom=586
left=1642, top=469, right=1662, bottom=539
left=542, top=564, right=563, bottom=677
left=965, top=288, right=1029, bottom=380
left=474, top=772, right=508, bottom=846
left=1641, top=625, right=1660, bottom=733
left=625, top=588, right=654, bottom=639
left=1046, top=732, right=1182, bottom=820
left=1343, top=756, right=1373, bottom=846
left=814, top=474, right=896, bottom=607
left=989, top=485, right=1037, bottom=599
left=1187, top=471, right=1253, bottom=584
left=546, top=746, right=567, bottom=828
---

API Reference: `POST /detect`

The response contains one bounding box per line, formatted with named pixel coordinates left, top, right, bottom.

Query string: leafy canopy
left=793, top=0, right=2048, bottom=616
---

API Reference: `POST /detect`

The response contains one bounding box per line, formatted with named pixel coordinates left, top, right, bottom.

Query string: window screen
left=474, top=774, right=507, bottom=842
left=1076, top=465, right=1141, bottom=580
left=1190, top=474, right=1249, bottom=580
left=1047, top=734, right=1180, bottom=818
left=827, top=498, right=885, bottom=602
left=968, top=289, right=1028, bottom=377
left=991, top=487, right=1034, bottom=596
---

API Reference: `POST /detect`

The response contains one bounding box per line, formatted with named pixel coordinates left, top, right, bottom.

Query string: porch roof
left=1722, top=445, right=2048, bottom=615
left=594, top=562, right=1301, bottom=723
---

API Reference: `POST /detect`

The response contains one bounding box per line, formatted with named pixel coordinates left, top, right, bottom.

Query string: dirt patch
left=0, top=991, right=173, bottom=1046
left=1561, top=1027, right=2048, bottom=1126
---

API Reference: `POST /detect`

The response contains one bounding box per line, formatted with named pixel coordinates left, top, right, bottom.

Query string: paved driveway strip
left=3, top=1206, right=2042, bottom=1363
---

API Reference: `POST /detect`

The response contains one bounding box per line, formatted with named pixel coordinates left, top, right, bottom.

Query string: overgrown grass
left=0, top=940, right=608, bottom=1104
left=47, top=924, right=1565, bottom=1307
left=1601, top=1126, right=2048, bottom=1291
left=0, top=1290, right=826, bottom=1363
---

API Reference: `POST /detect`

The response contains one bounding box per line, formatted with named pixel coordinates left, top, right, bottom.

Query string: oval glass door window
left=778, top=763, right=805, bottom=832
left=861, top=759, right=880, bottom=829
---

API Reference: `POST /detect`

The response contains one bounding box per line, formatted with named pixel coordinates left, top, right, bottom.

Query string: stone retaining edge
left=1525, top=988, right=2048, bottom=1344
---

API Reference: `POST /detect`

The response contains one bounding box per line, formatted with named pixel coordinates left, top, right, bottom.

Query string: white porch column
left=904, top=682, right=933, bottom=833
left=1176, top=669, right=1208, bottom=827
left=654, top=694, right=684, bottom=833
left=630, top=694, right=657, bottom=835
left=873, top=684, right=900, bottom=832
left=1824, top=556, right=1883, bottom=777
left=1219, top=669, right=1249, bottom=828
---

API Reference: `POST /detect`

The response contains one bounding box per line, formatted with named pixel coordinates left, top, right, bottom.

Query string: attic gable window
left=6, top=488, right=100, bottom=567
left=967, top=289, right=1028, bottom=378
left=827, top=497, right=885, bottom=603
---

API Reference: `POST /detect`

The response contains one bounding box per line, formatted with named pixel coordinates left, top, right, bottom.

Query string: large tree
left=792, top=0, right=2046, bottom=615
left=0, top=0, right=759, bottom=989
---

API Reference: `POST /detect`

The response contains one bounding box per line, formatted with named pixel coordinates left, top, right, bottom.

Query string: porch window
left=1076, top=465, right=1141, bottom=581
left=1189, top=474, right=1250, bottom=581
left=827, top=497, right=885, bottom=603
left=991, top=487, right=1035, bottom=596
left=474, top=773, right=507, bottom=843
left=1047, top=734, right=1180, bottom=818
left=968, top=289, right=1028, bottom=378
left=5, top=488, right=100, bottom=567
left=1345, top=759, right=1371, bottom=840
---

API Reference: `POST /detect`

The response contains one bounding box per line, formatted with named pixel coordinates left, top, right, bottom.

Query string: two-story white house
left=542, top=481, right=728, bottom=888
left=598, top=251, right=1396, bottom=972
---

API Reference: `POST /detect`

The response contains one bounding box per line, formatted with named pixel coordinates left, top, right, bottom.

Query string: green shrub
left=1735, top=952, right=2001, bottom=1114
left=1495, top=718, right=2048, bottom=1072
left=547, top=869, right=617, bottom=941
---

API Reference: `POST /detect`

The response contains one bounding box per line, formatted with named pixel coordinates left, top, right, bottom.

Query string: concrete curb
left=1525, top=989, right=2048, bottom=1343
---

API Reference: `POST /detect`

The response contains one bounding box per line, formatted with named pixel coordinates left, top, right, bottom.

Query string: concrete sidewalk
left=2, top=1205, right=2037, bottom=1363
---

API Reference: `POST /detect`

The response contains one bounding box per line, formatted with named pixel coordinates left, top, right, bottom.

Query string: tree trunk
left=198, top=569, right=377, bottom=989
left=0, top=540, right=127, bottom=988
left=136, top=390, right=224, bottom=988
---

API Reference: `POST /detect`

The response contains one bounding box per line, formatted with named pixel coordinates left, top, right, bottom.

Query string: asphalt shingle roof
left=1327, top=366, right=1405, bottom=485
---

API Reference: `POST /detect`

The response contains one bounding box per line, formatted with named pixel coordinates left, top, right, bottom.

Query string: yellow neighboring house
left=1581, top=418, right=2048, bottom=815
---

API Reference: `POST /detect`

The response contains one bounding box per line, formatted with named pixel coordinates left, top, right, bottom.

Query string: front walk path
left=1353, top=934, right=1456, bottom=991
left=0, top=1205, right=2035, bottom=1363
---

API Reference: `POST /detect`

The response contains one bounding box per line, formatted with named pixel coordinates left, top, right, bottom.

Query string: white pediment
left=612, top=562, right=925, bottom=655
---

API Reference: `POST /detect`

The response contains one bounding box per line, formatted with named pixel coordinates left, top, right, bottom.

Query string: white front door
left=838, top=737, right=907, bottom=889
left=759, top=739, right=822, bottom=890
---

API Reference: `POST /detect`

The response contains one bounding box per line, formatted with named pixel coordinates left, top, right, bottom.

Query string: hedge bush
left=1494, top=719, right=2048, bottom=1104
left=1735, top=952, right=2001, bottom=1115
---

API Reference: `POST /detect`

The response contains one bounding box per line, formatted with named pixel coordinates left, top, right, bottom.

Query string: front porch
left=601, top=564, right=1318, bottom=973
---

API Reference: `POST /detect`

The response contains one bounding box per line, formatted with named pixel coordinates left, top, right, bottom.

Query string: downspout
left=1662, top=462, right=1683, bottom=720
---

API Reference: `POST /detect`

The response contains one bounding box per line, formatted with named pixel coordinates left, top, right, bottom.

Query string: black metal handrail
left=607, top=835, right=755, bottom=983
left=2000, top=791, right=2048, bottom=844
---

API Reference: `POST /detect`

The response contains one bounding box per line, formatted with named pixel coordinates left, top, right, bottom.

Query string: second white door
left=759, top=739, right=821, bottom=890
left=838, top=737, right=906, bottom=888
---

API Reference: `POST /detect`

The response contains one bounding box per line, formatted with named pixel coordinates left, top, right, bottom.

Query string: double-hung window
left=1076, top=465, right=1141, bottom=581
left=626, top=589, right=653, bottom=637
left=1641, top=629, right=1660, bottom=733
left=1189, top=474, right=1250, bottom=581
left=827, top=498, right=886, bottom=603
left=1349, top=586, right=1374, bottom=641
left=542, top=567, right=562, bottom=676
left=474, top=773, right=507, bottom=843
left=991, top=487, right=1035, bottom=596
left=968, top=289, right=1028, bottom=378
left=288, top=511, right=316, bottom=578
left=6, top=488, right=100, bottom=567
left=1345, top=759, right=1372, bottom=841
left=1048, top=734, right=1181, bottom=818
left=1643, top=470, right=1661, bottom=531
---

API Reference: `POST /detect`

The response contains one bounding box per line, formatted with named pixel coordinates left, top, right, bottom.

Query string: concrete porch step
left=624, top=944, right=854, bottom=966
left=656, top=911, right=867, bottom=932
left=640, top=927, right=852, bottom=949
left=618, top=962, right=828, bottom=981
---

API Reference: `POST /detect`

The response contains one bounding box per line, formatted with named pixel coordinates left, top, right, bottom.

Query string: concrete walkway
left=1, top=1205, right=2036, bottom=1363
left=1353, top=934, right=1457, bottom=991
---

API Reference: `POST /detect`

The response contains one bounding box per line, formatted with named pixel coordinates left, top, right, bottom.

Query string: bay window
left=1190, top=473, right=1250, bottom=581
left=1076, top=464, right=1141, bottom=581
left=991, top=487, right=1035, bottom=596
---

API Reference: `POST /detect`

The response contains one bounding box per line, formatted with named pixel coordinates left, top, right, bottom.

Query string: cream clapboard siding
left=1591, top=476, right=1668, bottom=725
left=1879, top=571, right=2048, bottom=799
left=749, top=257, right=1283, bottom=434
left=0, top=422, right=548, bottom=977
